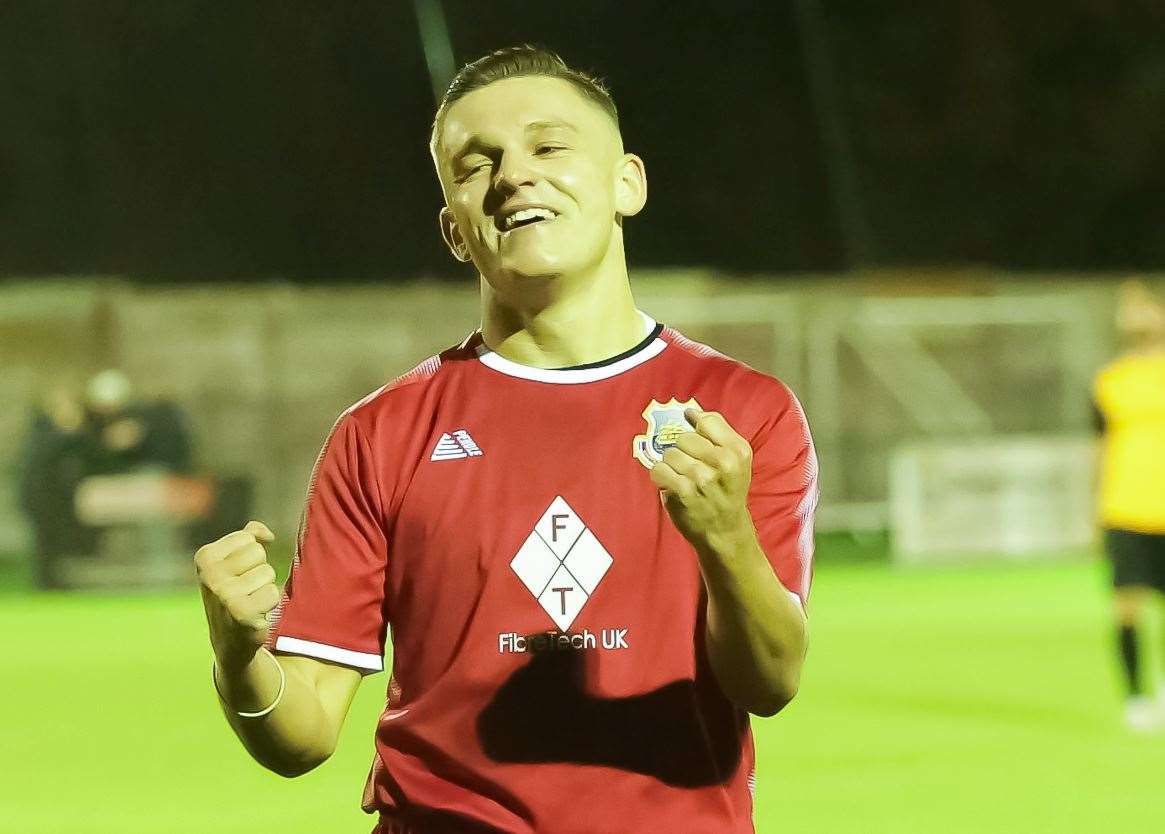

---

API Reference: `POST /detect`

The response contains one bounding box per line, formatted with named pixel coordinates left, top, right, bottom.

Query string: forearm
left=698, top=529, right=807, bottom=717
left=214, top=651, right=339, bottom=777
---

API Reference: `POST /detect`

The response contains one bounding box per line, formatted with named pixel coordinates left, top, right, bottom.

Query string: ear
left=614, top=153, right=647, bottom=218
left=438, top=206, right=473, bottom=263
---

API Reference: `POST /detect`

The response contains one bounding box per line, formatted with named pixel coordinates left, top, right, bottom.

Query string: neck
left=479, top=254, right=643, bottom=369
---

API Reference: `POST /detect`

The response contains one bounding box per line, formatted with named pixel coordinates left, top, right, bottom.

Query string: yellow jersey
left=1094, top=351, right=1165, bottom=533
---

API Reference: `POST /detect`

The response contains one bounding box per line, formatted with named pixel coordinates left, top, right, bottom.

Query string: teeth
left=503, top=208, right=556, bottom=230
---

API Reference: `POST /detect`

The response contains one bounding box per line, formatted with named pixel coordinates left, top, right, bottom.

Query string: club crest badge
left=632, top=397, right=702, bottom=470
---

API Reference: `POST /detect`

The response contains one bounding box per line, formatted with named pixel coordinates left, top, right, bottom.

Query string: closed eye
left=455, top=161, right=491, bottom=182
left=536, top=145, right=568, bottom=154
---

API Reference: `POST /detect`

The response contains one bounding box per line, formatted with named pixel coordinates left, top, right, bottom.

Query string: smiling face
left=433, top=75, right=646, bottom=291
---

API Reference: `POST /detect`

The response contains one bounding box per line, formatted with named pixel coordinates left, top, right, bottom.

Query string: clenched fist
left=195, top=521, right=280, bottom=674
left=649, top=408, right=755, bottom=556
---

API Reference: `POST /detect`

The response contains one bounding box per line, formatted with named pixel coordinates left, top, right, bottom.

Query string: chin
left=498, top=254, right=573, bottom=280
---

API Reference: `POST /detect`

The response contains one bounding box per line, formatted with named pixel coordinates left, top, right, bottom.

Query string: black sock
left=1118, top=625, right=1142, bottom=697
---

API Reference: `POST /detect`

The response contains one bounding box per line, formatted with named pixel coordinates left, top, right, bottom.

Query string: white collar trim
left=475, top=312, right=666, bottom=384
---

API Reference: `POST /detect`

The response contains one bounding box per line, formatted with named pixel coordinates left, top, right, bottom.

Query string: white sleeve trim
left=274, top=636, right=383, bottom=672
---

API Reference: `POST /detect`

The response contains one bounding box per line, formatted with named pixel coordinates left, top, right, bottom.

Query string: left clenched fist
left=650, top=408, right=755, bottom=553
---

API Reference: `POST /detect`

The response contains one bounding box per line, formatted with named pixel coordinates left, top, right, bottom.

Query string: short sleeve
left=266, top=413, right=389, bottom=674
left=746, top=384, right=818, bottom=613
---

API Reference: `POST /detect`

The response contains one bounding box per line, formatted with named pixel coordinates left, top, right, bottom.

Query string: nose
left=492, top=152, right=537, bottom=194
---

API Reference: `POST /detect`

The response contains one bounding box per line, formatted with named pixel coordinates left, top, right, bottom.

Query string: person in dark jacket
left=18, top=384, right=97, bottom=588
left=83, top=369, right=193, bottom=477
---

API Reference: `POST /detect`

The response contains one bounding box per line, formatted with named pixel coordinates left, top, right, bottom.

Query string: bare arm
left=213, top=652, right=362, bottom=777
left=649, top=409, right=809, bottom=716
left=196, top=522, right=364, bottom=777
left=695, top=528, right=807, bottom=716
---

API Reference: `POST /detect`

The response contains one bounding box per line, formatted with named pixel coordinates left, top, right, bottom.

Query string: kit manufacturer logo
left=430, top=429, right=483, bottom=461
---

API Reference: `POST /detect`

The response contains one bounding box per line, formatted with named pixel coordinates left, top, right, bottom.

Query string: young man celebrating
left=197, top=46, right=817, bottom=833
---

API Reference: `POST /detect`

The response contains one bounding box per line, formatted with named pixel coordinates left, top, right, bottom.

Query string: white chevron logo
left=430, top=429, right=484, bottom=461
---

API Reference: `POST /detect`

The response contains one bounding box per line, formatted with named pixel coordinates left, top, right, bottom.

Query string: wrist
left=695, top=525, right=768, bottom=594
left=213, top=639, right=263, bottom=679
left=213, top=647, right=286, bottom=719
left=695, top=515, right=758, bottom=562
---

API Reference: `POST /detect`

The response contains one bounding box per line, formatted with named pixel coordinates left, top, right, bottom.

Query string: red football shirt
left=267, top=314, right=818, bottom=834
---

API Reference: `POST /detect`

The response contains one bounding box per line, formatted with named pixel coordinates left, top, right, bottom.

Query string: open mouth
left=497, top=207, right=559, bottom=234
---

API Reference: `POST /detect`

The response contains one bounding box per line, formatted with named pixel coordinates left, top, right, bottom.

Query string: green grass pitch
left=3, top=557, right=1164, bottom=833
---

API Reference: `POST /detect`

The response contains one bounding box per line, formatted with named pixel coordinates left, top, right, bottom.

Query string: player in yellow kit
left=1093, top=281, right=1165, bottom=731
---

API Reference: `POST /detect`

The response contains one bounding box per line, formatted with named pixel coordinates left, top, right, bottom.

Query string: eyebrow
left=524, top=119, right=578, bottom=134
left=450, top=120, right=579, bottom=163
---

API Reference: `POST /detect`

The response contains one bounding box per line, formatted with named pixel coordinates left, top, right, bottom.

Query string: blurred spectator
left=17, top=384, right=97, bottom=588
left=83, top=369, right=193, bottom=476
left=17, top=370, right=197, bottom=588
left=1092, top=281, right=1165, bottom=732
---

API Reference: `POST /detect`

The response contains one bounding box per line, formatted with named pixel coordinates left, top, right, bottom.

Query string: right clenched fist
left=195, top=520, right=280, bottom=673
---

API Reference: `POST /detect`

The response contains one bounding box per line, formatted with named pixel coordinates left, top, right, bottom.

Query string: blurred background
left=2, top=2, right=1164, bottom=833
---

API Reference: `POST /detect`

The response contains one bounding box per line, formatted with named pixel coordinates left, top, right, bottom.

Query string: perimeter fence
left=0, top=271, right=1144, bottom=564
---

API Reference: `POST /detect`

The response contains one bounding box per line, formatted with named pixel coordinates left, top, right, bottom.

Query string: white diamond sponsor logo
left=538, top=565, right=588, bottom=631
left=533, top=496, right=585, bottom=557
left=509, top=532, right=560, bottom=597
left=509, top=496, right=612, bottom=630
left=562, top=529, right=613, bottom=595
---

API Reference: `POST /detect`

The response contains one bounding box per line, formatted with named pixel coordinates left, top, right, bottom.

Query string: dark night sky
left=1, top=1, right=1163, bottom=281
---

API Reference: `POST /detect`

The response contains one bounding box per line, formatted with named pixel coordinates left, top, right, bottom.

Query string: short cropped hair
left=430, top=45, right=619, bottom=154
